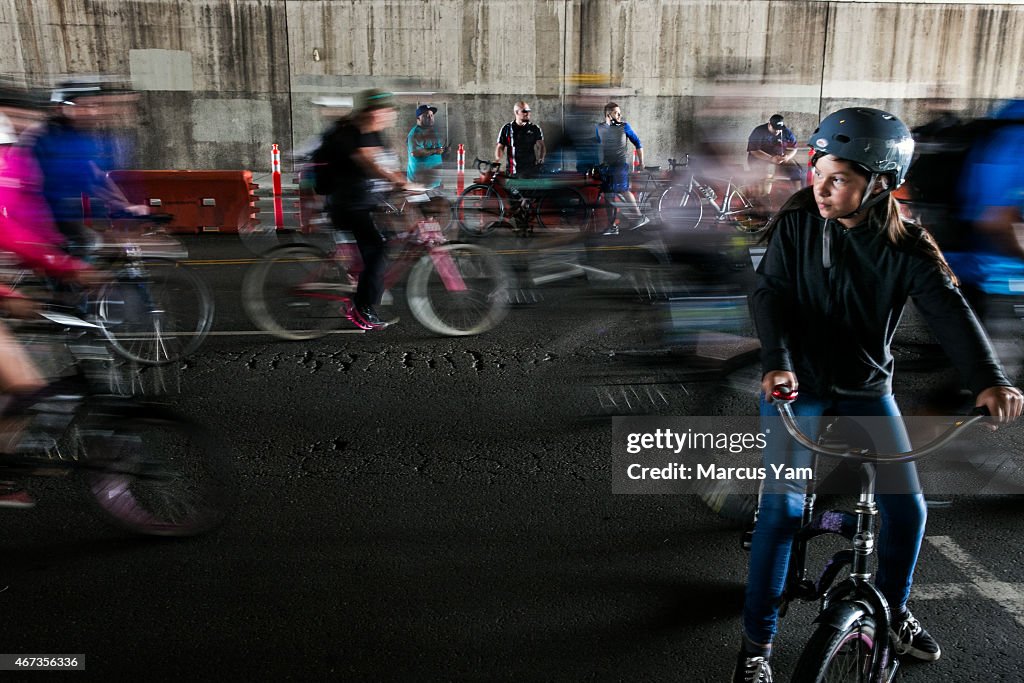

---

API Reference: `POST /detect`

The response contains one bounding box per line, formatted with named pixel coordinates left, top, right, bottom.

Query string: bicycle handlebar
left=667, top=155, right=690, bottom=170
left=473, top=157, right=501, bottom=172
left=768, top=384, right=990, bottom=464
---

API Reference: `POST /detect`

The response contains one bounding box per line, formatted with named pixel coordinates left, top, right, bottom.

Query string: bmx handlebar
left=768, top=384, right=990, bottom=464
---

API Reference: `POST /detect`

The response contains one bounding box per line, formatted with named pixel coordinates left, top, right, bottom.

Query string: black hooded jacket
left=751, top=206, right=1009, bottom=399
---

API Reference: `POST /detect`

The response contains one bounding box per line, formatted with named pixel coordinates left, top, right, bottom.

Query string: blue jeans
left=741, top=392, right=926, bottom=649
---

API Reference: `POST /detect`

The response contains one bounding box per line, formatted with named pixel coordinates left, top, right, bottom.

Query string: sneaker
left=892, top=610, right=941, bottom=661
left=357, top=307, right=396, bottom=329
left=342, top=301, right=375, bottom=330
left=0, top=483, right=35, bottom=509
left=602, top=225, right=620, bottom=236
left=628, top=215, right=651, bottom=230
left=732, top=652, right=773, bottom=683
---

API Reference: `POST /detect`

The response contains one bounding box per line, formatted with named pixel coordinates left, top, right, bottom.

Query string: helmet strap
left=839, top=172, right=891, bottom=220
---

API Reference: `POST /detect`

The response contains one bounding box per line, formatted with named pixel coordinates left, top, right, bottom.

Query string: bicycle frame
left=780, top=449, right=896, bottom=682
left=459, top=158, right=598, bottom=236
left=769, top=385, right=989, bottom=682
left=684, top=174, right=753, bottom=224
left=331, top=199, right=464, bottom=293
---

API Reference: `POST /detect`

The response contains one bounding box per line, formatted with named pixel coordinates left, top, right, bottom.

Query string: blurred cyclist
left=946, top=99, right=1024, bottom=382
left=0, top=80, right=105, bottom=509
left=316, top=88, right=408, bottom=330
left=31, top=78, right=148, bottom=257
left=0, top=81, right=96, bottom=282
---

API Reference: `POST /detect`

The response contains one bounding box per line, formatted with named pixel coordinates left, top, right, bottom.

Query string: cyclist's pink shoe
left=342, top=300, right=375, bottom=330
left=0, top=483, right=35, bottom=509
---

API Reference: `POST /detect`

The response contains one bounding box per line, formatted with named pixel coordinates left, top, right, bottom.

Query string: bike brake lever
left=770, top=384, right=798, bottom=404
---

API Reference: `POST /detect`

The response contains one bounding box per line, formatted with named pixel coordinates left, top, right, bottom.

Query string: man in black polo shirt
left=495, top=100, right=545, bottom=177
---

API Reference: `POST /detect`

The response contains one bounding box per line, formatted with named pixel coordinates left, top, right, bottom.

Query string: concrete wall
left=0, top=0, right=1021, bottom=171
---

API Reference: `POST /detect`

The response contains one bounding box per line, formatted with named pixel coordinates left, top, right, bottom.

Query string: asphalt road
left=1, top=230, right=1023, bottom=682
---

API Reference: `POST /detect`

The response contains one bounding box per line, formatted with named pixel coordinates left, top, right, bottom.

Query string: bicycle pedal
left=741, top=528, right=754, bottom=551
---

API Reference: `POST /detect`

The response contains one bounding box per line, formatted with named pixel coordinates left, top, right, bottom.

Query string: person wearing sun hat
left=407, top=103, right=447, bottom=187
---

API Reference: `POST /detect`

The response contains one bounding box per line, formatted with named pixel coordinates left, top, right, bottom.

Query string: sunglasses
left=518, top=109, right=531, bottom=113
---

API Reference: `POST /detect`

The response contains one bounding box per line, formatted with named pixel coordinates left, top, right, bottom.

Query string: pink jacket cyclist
left=0, top=140, right=91, bottom=279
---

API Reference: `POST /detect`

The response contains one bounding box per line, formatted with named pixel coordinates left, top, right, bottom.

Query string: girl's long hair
left=761, top=163, right=959, bottom=285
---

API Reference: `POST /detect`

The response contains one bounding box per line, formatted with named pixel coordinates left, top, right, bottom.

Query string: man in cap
left=407, top=103, right=447, bottom=188
left=747, top=113, right=802, bottom=194
left=316, top=87, right=407, bottom=330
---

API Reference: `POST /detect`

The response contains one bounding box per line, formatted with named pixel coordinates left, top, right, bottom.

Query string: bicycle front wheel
left=77, top=406, right=236, bottom=537
left=726, top=189, right=771, bottom=234
left=98, top=259, right=214, bottom=366
left=792, top=615, right=879, bottom=683
left=456, top=184, right=505, bottom=237
left=657, top=185, right=704, bottom=230
left=406, top=244, right=510, bottom=336
left=242, top=245, right=348, bottom=340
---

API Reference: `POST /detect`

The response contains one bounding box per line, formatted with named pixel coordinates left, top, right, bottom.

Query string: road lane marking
left=910, top=583, right=969, bottom=600
left=926, top=535, right=1024, bottom=627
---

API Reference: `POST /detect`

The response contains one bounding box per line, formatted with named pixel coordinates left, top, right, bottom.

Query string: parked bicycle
left=456, top=158, right=598, bottom=237
left=576, top=163, right=675, bottom=235
left=1, top=305, right=235, bottom=536
left=244, top=189, right=510, bottom=338
left=657, top=157, right=774, bottom=233
left=765, top=384, right=990, bottom=682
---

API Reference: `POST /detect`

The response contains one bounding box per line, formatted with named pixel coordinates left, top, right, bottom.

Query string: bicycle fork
left=428, top=250, right=467, bottom=291
left=813, top=464, right=898, bottom=682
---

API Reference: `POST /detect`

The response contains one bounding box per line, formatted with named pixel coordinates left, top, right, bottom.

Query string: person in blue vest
left=406, top=103, right=447, bottom=188
left=595, top=102, right=648, bottom=234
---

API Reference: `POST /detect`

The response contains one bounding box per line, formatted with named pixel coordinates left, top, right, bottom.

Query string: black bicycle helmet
left=808, top=107, right=914, bottom=187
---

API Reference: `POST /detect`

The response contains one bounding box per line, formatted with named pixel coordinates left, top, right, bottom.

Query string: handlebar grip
left=770, top=384, right=798, bottom=403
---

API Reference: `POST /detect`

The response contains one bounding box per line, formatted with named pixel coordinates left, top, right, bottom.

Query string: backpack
left=903, top=117, right=1024, bottom=251
left=309, top=136, right=334, bottom=196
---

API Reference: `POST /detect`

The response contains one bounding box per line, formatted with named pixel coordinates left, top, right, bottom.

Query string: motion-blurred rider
left=31, top=78, right=149, bottom=257
left=317, top=88, right=408, bottom=330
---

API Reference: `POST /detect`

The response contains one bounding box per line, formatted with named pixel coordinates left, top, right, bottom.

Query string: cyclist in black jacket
left=733, top=107, right=1024, bottom=683
left=317, top=88, right=407, bottom=330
